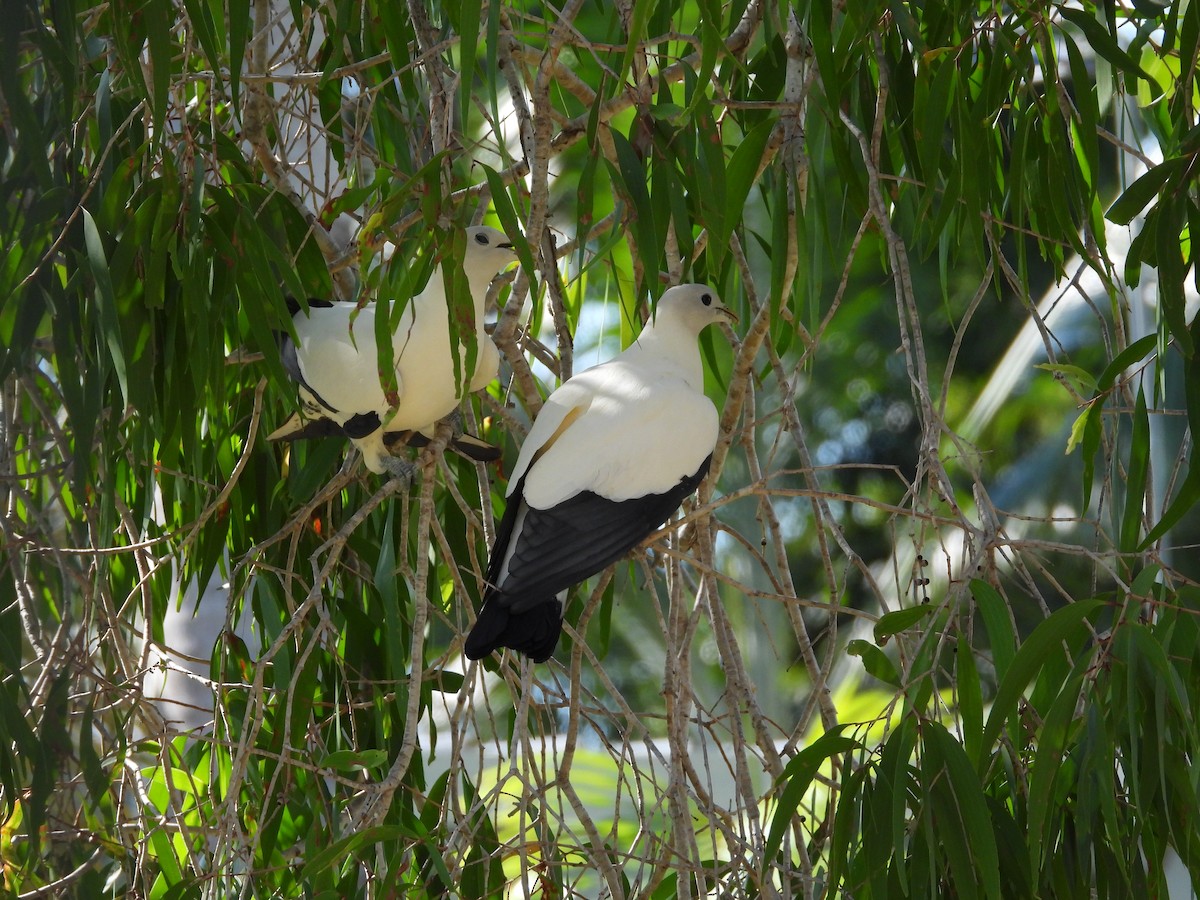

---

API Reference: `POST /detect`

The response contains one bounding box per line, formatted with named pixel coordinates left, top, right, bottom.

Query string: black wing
left=385, top=430, right=503, bottom=463
left=268, top=416, right=345, bottom=441
left=492, top=453, right=711, bottom=612
left=464, top=455, right=712, bottom=662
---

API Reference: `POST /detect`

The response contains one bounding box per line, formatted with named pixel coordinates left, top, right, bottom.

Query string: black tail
left=464, top=599, right=563, bottom=663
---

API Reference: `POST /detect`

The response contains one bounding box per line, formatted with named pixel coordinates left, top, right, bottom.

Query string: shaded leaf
left=979, top=599, right=1105, bottom=768
left=848, top=638, right=902, bottom=687
left=764, top=726, right=861, bottom=866
left=873, top=605, right=933, bottom=643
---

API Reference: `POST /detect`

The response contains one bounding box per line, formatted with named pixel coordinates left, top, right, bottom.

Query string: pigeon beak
left=719, top=304, right=739, bottom=325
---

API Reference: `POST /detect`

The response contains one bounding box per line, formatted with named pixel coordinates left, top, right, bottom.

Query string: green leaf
left=300, top=826, right=411, bottom=882
left=971, top=579, right=1016, bottom=685
left=79, top=698, right=110, bottom=805
left=1120, top=387, right=1150, bottom=552
left=1105, top=156, right=1186, bottom=225
left=923, top=723, right=1002, bottom=900
left=848, top=639, right=901, bottom=687
left=918, top=57, right=956, bottom=187
left=873, top=605, right=933, bottom=643
left=1140, top=463, right=1200, bottom=550
left=956, top=633, right=983, bottom=763
left=683, top=0, right=725, bottom=123
left=375, top=505, right=408, bottom=684
left=1072, top=333, right=1158, bottom=507
left=320, top=749, right=390, bottom=771
left=1025, top=665, right=1089, bottom=875
left=454, top=0, right=482, bottom=137
left=978, top=598, right=1104, bottom=769
left=441, top=226, right=479, bottom=398
left=81, top=207, right=129, bottom=408
left=763, top=726, right=860, bottom=866
left=1034, top=362, right=1097, bottom=395
left=228, top=0, right=250, bottom=108
left=0, top=286, right=48, bottom=382
left=148, top=826, right=185, bottom=888
left=860, top=755, right=896, bottom=898
left=878, top=718, right=917, bottom=892
left=720, top=117, right=775, bottom=249
left=181, top=0, right=225, bottom=94
left=615, top=0, right=655, bottom=88
left=482, top=165, right=536, bottom=277
left=460, top=772, right=507, bottom=894
left=143, top=0, right=172, bottom=148
left=1063, top=32, right=1100, bottom=195
left=1156, top=193, right=1193, bottom=357
left=1071, top=400, right=1102, bottom=505
left=406, top=814, right=457, bottom=890
left=429, top=669, right=464, bottom=693
left=826, top=761, right=870, bottom=893
left=608, top=127, right=659, bottom=291
left=692, top=106, right=728, bottom=259
left=1058, top=6, right=1151, bottom=82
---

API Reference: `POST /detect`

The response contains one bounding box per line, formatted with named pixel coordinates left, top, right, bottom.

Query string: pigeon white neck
left=631, top=314, right=705, bottom=388
left=464, top=265, right=501, bottom=322
left=421, top=263, right=496, bottom=327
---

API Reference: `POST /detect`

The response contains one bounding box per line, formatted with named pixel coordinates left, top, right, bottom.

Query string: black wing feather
left=268, top=416, right=345, bottom=441
left=464, top=454, right=712, bottom=662
left=385, top=430, right=503, bottom=462
left=466, top=600, right=562, bottom=663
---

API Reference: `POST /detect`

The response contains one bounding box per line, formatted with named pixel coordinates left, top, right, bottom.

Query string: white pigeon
left=465, top=283, right=737, bottom=662
left=269, top=226, right=517, bottom=475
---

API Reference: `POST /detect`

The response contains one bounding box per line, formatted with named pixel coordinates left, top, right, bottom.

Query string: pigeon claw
left=378, top=454, right=417, bottom=485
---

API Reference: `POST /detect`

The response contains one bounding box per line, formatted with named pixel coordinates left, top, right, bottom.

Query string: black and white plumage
left=269, top=226, right=517, bottom=474
left=464, top=284, right=737, bottom=663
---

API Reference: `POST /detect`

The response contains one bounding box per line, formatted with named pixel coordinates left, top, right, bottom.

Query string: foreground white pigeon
left=465, top=284, right=737, bottom=662
left=269, top=226, right=517, bottom=475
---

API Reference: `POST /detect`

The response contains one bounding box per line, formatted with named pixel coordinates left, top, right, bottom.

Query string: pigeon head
left=464, top=225, right=518, bottom=268
left=653, top=283, right=738, bottom=336
left=458, top=225, right=519, bottom=306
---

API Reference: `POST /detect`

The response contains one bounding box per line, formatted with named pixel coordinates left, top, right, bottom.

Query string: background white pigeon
left=270, top=226, right=517, bottom=475
left=465, top=283, right=737, bottom=662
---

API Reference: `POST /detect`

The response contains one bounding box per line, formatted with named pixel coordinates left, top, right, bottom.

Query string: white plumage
left=465, top=283, right=737, bottom=662
left=270, top=226, right=517, bottom=474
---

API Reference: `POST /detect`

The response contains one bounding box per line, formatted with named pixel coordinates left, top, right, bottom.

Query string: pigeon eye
left=701, top=293, right=713, bottom=306
left=475, top=232, right=488, bottom=245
